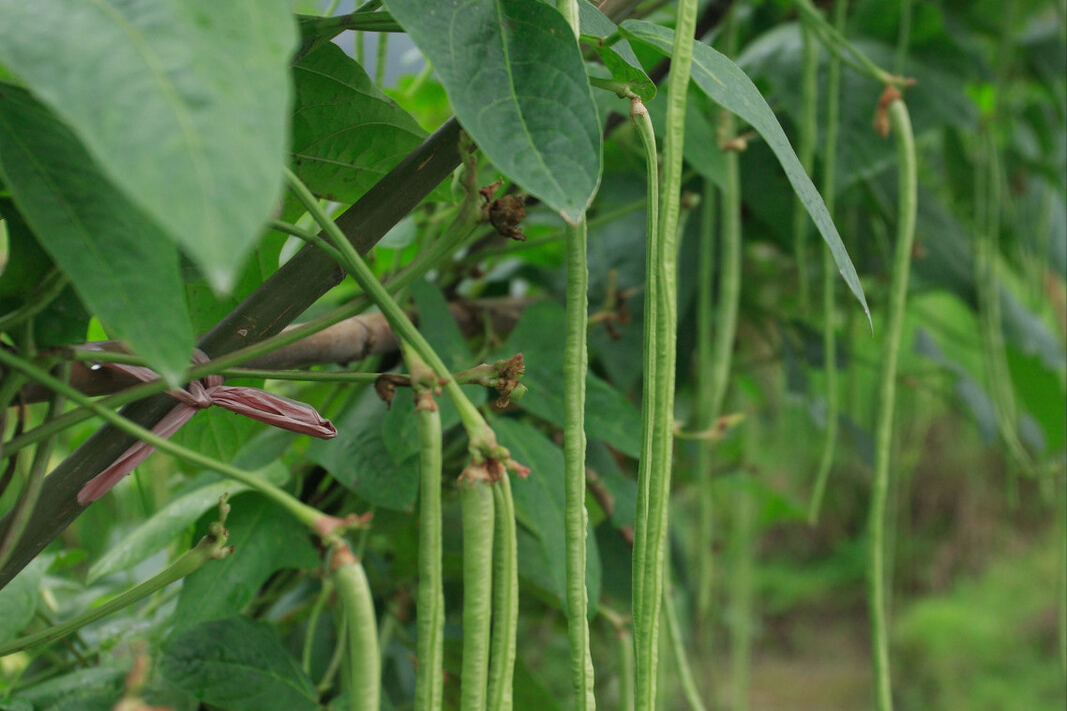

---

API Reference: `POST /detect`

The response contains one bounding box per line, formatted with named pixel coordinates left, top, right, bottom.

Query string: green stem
left=0, top=348, right=328, bottom=533
left=413, top=364, right=445, bottom=711
left=792, top=17, right=819, bottom=318
left=460, top=479, right=495, bottom=711
left=375, top=32, right=389, bottom=85
left=302, top=579, right=334, bottom=675
left=284, top=169, right=503, bottom=462
left=729, top=482, right=755, bottom=711
left=633, top=0, right=697, bottom=703
left=0, top=500, right=231, bottom=656
left=792, top=0, right=907, bottom=87
left=0, top=364, right=67, bottom=571
left=694, top=180, right=717, bottom=628
left=868, top=97, right=916, bottom=711
left=808, top=0, right=848, bottom=525
left=332, top=549, right=380, bottom=711
left=487, top=475, right=518, bottom=711
left=663, top=579, right=709, bottom=711
left=617, top=626, right=635, bottom=711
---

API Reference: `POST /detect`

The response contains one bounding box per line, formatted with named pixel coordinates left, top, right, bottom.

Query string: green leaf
left=411, top=279, right=476, bottom=372
left=172, top=495, right=318, bottom=632
left=618, top=19, right=870, bottom=321
left=291, top=42, right=430, bottom=204
left=161, top=617, right=319, bottom=711
left=1006, top=347, right=1067, bottom=454
left=490, top=302, right=642, bottom=458
left=385, top=0, right=603, bottom=222
left=308, top=387, right=420, bottom=511
left=0, top=0, right=297, bottom=292
left=0, top=556, right=50, bottom=644
left=15, top=668, right=124, bottom=711
left=578, top=0, right=655, bottom=102
left=0, top=85, right=193, bottom=382
left=87, top=463, right=288, bottom=583
left=493, top=417, right=601, bottom=616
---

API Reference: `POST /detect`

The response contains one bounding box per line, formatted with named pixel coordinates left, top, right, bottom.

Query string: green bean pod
left=332, top=548, right=380, bottom=711
left=460, top=476, right=495, bottom=711
left=868, top=94, right=916, bottom=711
left=487, top=475, right=518, bottom=711
left=414, top=397, right=444, bottom=711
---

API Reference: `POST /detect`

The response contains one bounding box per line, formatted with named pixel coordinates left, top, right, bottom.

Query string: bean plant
left=0, top=1, right=1064, bottom=711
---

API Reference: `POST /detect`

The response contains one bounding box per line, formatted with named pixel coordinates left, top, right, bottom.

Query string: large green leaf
left=0, top=85, right=193, bottom=383
left=291, top=42, right=429, bottom=204
left=308, top=387, right=420, bottom=511
left=619, top=20, right=871, bottom=321
left=0, top=0, right=297, bottom=292
left=171, top=495, right=318, bottom=632
left=384, top=0, right=602, bottom=222
left=161, top=617, right=318, bottom=711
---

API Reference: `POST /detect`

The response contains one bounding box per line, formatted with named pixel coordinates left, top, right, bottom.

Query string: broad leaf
left=172, top=495, right=318, bottom=632
left=0, top=0, right=297, bottom=292
left=308, top=388, right=420, bottom=511
left=0, top=86, right=193, bottom=382
left=619, top=20, right=871, bottom=321
left=494, top=417, right=601, bottom=616
left=385, top=0, right=602, bottom=222
left=291, top=42, right=429, bottom=204
left=161, top=617, right=318, bottom=711
left=87, top=463, right=288, bottom=583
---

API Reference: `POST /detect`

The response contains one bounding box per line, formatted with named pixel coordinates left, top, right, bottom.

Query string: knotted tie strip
left=77, top=348, right=337, bottom=505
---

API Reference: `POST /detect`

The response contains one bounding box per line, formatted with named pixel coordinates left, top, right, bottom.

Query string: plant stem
left=729, top=481, right=755, bottom=711
left=633, top=0, right=697, bottom=703
left=868, top=96, right=916, bottom=711
left=792, top=0, right=907, bottom=87
left=375, top=32, right=389, bottom=85
left=487, top=475, right=518, bottom=711
left=808, top=0, right=848, bottom=524
left=0, top=364, right=67, bottom=571
left=285, top=169, right=503, bottom=462
left=663, top=578, right=709, bottom=711
left=332, top=547, right=380, bottom=711
left=460, top=478, right=495, bottom=711
left=302, top=578, right=334, bottom=675
left=694, top=179, right=717, bottom=629
left=0, top=500, right=232, bottom=656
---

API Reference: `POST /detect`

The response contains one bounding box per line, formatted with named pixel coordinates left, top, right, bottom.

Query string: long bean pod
left=632, top=0, right=697, bottom=704
left=487, top=475, right=518, bottom=711
left=413, top=368, right=444, bottom=711
left=868, top=94, right=916, bottom=711
left=459, top=477, right=495, bottom=711
left=332, top=547, right=380, bottom=711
